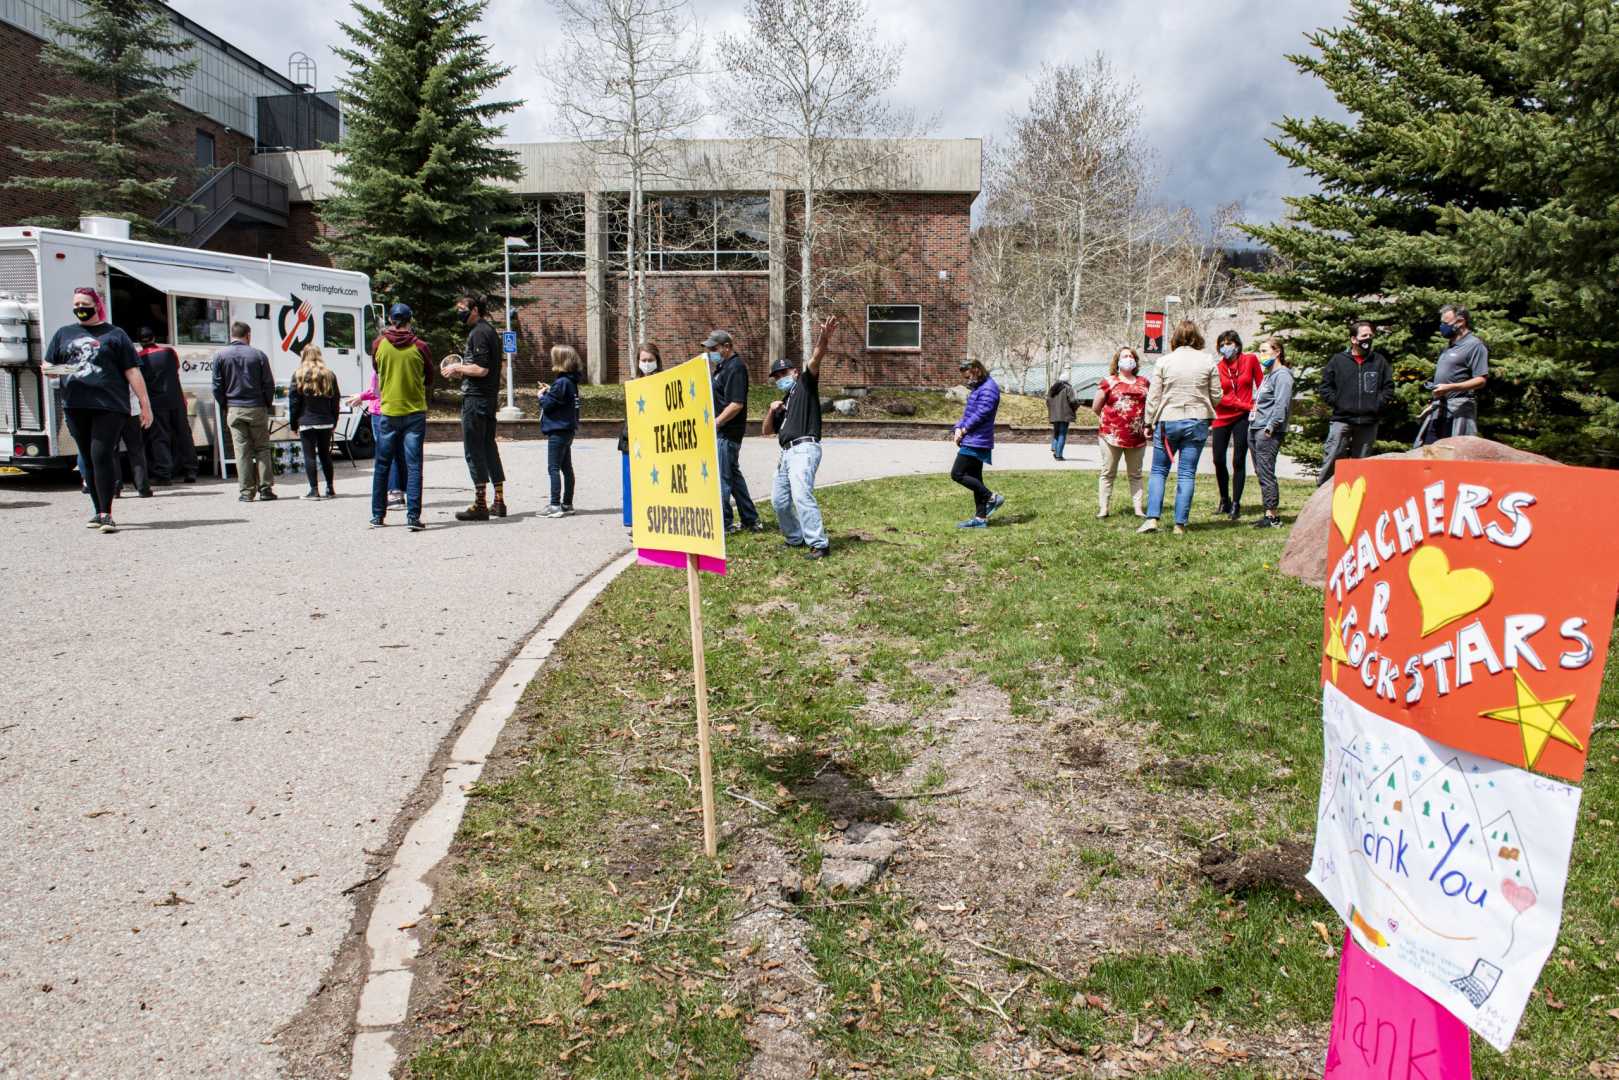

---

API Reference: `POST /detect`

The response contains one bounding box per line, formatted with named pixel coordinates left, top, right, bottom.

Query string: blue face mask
left=707, top=350, right=724, bottom=363
left=1260, top=355, right=1276, bottom=369
left=776, top=376, right=797, bottom=393
left=1439, top=322, right=1459, bottom=339
left=1219, top=344, right=1238, bottom=359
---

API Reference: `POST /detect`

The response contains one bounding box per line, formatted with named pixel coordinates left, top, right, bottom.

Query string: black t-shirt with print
left=713, top=354, right=749, bottom=441
left=49, top=323, right=138, bottom=413
left=138, top=345, right=184, bottom=408
left=775, top=368, right=821, bottom=446
left=461, top=319, right=503, bottom=398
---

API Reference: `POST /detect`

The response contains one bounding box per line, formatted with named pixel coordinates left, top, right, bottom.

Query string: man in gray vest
left=211, top=322, right=277, bottom=502
left=1431, top=303, right=1489, bottom=438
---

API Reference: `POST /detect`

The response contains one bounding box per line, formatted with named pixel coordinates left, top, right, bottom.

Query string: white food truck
left=0, top=217, right=377, bottom=472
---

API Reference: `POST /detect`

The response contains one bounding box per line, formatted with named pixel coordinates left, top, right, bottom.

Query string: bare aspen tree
left=544, top=0, right=703, bottom=370
left=718, top=0, right=912, bottom=361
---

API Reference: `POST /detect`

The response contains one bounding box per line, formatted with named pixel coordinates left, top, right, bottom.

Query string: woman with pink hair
left=45, top=285, right=152, bottom=532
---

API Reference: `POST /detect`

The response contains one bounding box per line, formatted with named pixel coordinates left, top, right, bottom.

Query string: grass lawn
left=429, top=384, right=1053, bottom=427
left=401, top=471, right=1619, bottom=1078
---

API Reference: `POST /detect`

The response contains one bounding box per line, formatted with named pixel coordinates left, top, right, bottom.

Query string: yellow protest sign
left=626, top=355, right=727, bottom=565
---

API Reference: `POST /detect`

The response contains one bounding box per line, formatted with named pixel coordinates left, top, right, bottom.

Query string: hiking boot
left=491, top=499, right=508, bottom=518
left=455, top=504, right=491, bottom=521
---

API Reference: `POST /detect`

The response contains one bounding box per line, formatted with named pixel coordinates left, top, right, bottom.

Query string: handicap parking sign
left=502, top=330, right=518, bottom=354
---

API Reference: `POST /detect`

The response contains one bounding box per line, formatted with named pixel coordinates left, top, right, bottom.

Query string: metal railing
left=157, top=164, right=291, bottom=245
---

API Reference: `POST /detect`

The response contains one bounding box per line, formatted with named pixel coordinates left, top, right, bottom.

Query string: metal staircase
left=157, top=164, right=290, bottom=248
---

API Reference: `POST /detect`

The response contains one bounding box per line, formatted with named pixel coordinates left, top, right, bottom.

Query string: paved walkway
left=0, top=436, right=1305, bottom=1078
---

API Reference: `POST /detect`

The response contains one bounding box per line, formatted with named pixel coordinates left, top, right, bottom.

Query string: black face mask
left=1355, top=337, right=1373, bottom=352
left=73, top=306, right=95, bottom=322
left=456, top=308, right=471, bottom=324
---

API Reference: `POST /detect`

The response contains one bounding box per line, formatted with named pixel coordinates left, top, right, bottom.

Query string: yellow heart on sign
left=1408, top=545, right=1495, bottom=636
left=1331, top=476, right=1367, bottom=544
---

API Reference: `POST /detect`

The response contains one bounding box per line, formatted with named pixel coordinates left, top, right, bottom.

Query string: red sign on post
left=1143, top=310, right=1165, bottom=354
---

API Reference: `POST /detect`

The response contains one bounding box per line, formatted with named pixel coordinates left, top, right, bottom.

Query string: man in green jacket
left=369, top=303, right=434, bottom=531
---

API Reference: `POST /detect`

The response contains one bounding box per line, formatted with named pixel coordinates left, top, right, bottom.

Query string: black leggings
left=66, top=407, right=125, bottom=516
left=300, top=428, right=334, bottom=490
left=951, top=453, right=991, bottom=517
left=1211, top=417, right=1249, bottom=507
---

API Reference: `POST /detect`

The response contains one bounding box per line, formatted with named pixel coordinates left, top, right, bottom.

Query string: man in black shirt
left=137, top=326, right=196, bottom=484
left=761, top=316, right=838, bottom=559
left=445, top=294, right=508, bottom=520
left=706, top=329, right=761, bottom=533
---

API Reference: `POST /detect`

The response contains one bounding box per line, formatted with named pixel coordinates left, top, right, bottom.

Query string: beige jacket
left=1144, top=346, right=1221, bottom=425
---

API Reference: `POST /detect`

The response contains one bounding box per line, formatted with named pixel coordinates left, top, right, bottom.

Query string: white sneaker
left=541, top=504, right=564, bottom=518
left=1097, top=509, right=1109, bottom=518
left=1136, top=518, right=1159, bottom=534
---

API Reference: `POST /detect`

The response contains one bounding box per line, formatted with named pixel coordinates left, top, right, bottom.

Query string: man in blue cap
left=369, top=302, right=434, bottom=530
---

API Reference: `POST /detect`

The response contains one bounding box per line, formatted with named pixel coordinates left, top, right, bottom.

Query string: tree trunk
left=800, top=170, right=814, bottom=364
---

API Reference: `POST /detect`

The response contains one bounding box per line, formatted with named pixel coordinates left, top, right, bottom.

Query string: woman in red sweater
left=1211, top=330, right=1263, bottom=521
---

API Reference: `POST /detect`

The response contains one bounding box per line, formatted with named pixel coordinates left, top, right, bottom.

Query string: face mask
left=776, top=376, right=797, bottom=393
left=1260, top=355, right=1276, bottom=369
left=456, top=308, right=471, bottom=324
left=707, top=350, right=724, bottom=363
left=1219, top=344, right=1237, bottom=359
left=1439, top=322, right=1459, bottom=339
left=73, top=305, right=95, bottom=322
left=1119, top=359, right=1138, bottom=373
left=639, top=360, right=658, bottom=375
left=1355, top=337, right=1373, bottom=351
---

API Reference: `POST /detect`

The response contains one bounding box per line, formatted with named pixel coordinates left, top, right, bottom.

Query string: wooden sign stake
left=686, top=553, right=719, bottom=857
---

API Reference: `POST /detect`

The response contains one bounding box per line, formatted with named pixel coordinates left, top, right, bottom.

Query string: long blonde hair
left=550, top=344, right=583, bottom=376
left=293, top=344, right=337, bottom=395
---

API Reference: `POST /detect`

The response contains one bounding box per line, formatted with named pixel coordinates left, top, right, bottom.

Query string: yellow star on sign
left=1324, top=606, right=1351, bottom=685
left=1479, top=673, right=1582, bottom=770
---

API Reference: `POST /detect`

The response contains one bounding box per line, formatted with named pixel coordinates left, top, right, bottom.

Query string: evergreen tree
left=4, top=0, right=198, bottom=233
left=322, top=0, right=523, bottom=356
left=1243, top=0, right=1619, bottom=465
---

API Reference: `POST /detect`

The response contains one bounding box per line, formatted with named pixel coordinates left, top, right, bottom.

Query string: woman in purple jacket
left=950, top=358, right=1005, bottom=529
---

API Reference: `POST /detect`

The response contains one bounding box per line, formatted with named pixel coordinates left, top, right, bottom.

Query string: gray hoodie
left=1248, top=364, right=1294, bottom=435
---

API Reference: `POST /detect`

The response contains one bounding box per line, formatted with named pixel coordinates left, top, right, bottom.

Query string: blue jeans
left=1051, top=421, right=1070, bottom=459
left=772, top=441, right=826, bottom=549
left=372, top=412, right=406, bottom=493
left=371, top=411, right=425, bottom=521
left=717, top=436, right=758, bottom=529
left=1145, top=419, right=1210, bottom=526
left=547, top=431, right=575, bottom=507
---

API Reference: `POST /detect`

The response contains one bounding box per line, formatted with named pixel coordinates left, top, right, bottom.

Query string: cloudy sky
left=177, top=0, right=1351, bottom=227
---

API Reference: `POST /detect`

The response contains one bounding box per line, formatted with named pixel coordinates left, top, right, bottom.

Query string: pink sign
left=637, top=547, right=727, bottom=575
left=1325, top=931, right=1472, bottom=1079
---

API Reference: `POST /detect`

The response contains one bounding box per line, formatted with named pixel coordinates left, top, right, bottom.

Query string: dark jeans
left=300, top=428, right=334, bottom=491
left=144, top=403, right=196, bottom=480
left=1250, top=429, right=1283, bottom=512
left=460, top=395, right=505, bottom=486
left=1051, top=421, right=1070, bottom=459
left=1211, top=417, right=1248, bottom=508
left=372, top=412, right=406, bottom=493
left=118, top=413, right=149, bottom=493
left=1319, top=420, right=1378, bottom=485
left=951, top=452, right=991, bottom=517
left=547, top=431, right=576, bottom=507
left=65, top=407, right=125, bottom=515
left=716, top=435, right=758, bottom=528
left=371, top=411, right=425, bottom=520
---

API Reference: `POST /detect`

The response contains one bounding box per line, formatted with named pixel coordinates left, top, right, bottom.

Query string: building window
left=605, top=194, right=770, bottom=272
left=196, top=130, right=216, bottom=169
left=867, top=304, right=922, bottom=349
left=175, top=296, right=230, bottom=345
left=323, top=310, right=356, bottom=351
left=510, top=196, right=587, bottom=273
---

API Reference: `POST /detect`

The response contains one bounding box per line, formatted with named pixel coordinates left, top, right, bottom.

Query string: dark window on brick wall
left=867, top=304, right=922, bottom=349
left=602, top=194, right=769, bottom=272
left=195, top=129, right=215, bottom=169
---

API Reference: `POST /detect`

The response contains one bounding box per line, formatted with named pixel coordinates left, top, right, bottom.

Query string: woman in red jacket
left=1210, top=330, right=1263, bottom=521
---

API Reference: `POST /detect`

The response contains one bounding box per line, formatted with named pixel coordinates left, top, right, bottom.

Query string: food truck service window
left=175, top=297, right=231, bottom=345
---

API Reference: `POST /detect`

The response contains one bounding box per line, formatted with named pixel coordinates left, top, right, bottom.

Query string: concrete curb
left=347, top=551, right=637, bottom=1080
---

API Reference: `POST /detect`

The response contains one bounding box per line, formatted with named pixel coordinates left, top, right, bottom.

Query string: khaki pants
left=1099, top=441, right=1145, bottom=515
left=228, top=406, right=273, bottom=496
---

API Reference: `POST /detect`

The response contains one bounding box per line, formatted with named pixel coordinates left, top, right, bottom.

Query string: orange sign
left=1321, top=459, right=1619, bottom=781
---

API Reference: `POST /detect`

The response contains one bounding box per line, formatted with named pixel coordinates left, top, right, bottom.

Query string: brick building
left=0, top=0, right=981, bottom=387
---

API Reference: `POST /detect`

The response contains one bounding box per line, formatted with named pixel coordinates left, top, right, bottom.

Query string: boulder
left=944, top=385, right=970, bottom=404
left=832, top=398, right=859, bottom=416
left=879, top=398, right=917, bottom=417
left=1278, top=436, right=1560, bottom=588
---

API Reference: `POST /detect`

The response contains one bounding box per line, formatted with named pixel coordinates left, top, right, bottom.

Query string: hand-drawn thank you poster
left=1308, top=458, right=1619, bottom=1054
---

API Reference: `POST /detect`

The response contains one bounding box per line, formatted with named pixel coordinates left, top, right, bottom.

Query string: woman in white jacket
left=1138, top=320, right=1221, bottom=535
